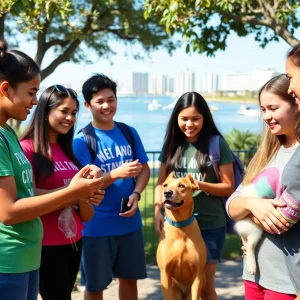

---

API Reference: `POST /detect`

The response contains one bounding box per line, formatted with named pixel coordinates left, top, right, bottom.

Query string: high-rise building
left=148, top=74, right=173, bottom=95
left=174, top=69, right=195, bottom=96
left=222, top=69, right=278, bottom=92
left=158, top=75, right=168, bottom=95
left=148, top=75, right=156, bottom=95
left=207, top=73, right=219, bottom=94
left=125, top=72, right=149, bottom=95
left=194, top=73, right=219, bottom=94
left=167, top=77, right=174, bottom=93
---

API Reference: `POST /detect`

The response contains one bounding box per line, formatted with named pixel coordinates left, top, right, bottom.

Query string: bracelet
left=132, top=191, right=141, bottom=201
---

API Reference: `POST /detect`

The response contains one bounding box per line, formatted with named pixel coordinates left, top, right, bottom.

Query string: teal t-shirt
left=160, top=137, right=233, bottom=230
left=0, top=126, right=43, bottom=273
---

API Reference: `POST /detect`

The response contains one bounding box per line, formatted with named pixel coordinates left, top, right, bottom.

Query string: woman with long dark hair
left=21, top=85, right=104, bottom=300
left=0, top=40, right=103, bottom=300
left=155, top=91, right=234, bottom=300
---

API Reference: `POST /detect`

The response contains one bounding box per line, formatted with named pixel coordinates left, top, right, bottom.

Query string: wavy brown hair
left=243, top=74, right=300, bottom=184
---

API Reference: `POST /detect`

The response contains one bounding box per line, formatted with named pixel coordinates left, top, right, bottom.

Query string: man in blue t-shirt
left=73, top=74, right=150, bottom=300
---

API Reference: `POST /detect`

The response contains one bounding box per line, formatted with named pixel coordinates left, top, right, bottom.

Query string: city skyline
left=118, top=68, right=278, bottom=97
left=29, top=31, right=295, bottom=93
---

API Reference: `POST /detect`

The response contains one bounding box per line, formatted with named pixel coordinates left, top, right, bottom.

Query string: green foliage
left=0, top=1, right=14, bottom=16
left=1, top=0, right=176, bottom=130
left=225, top=128, right=260, bottom=150
left=1, top=0, right=175, bottom=80
left=225, top=128, right=259, bottom=166
left=144, top=0, right=300, bottom=56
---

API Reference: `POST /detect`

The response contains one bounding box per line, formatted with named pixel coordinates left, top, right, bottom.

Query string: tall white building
left=125, top=72, right=149, bottom=95
left=194, top=73, right=219, bottom=94
left=207, top=73, right=219, bottom=94
left=174, top=69, right=195, bottom=96
left=148, top=75, right=156, bottom=95
left=222, top=69, right=278, bottom=92
left=156, top=75, right=168, bottom=95
left=167, top=77, right=174, bottom=93
left=148, top=75, right=174, bottom=95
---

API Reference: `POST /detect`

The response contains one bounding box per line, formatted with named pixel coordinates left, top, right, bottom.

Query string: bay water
left=22, top=95, right=263, bottom=152
left=76, top=95, right=263, bottom=152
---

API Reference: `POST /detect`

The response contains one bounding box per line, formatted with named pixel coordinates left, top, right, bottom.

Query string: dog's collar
left=165, top=215, right=195, bottom=228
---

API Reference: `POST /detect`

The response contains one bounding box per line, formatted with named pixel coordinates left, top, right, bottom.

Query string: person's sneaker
left=76, top=284, right=86, bottom=292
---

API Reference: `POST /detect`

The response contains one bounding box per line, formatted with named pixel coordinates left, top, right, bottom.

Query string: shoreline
left=204, top=97, right=258, bottom=104
left=117, top=94, right=259, bottom=104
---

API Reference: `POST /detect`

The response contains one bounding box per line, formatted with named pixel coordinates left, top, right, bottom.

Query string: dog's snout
left=164, top=190, right=173, bottom=198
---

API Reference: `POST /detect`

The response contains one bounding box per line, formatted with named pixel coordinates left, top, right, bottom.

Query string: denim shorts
left=81, top=229, right=147, bottom=292
left=201, top=226, right=226, bottom=264
left=0, top=269, right=39, bottom=300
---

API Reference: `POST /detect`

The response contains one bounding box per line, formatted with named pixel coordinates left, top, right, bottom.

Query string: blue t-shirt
left=73, top=122, right=149, bottom=237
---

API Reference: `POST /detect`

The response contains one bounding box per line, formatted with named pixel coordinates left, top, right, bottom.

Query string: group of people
left=154, top=44, right=300, bottom=300
left=0, top=40, right=149, bottom=300
left=1, top=37, right=300, bottom=300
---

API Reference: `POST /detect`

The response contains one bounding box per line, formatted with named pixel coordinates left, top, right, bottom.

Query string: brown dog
left=157, top=172, right=207, bottom=300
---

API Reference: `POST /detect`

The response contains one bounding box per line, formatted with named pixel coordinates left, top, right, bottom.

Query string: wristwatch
left=132, top=191, right=141, bottom=201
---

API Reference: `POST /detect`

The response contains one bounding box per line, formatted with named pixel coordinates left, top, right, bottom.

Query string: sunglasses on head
left=49, top=84, right=77, bottom=99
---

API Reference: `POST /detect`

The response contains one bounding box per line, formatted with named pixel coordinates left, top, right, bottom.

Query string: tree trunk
left=0, top=14, right=5, bottom=40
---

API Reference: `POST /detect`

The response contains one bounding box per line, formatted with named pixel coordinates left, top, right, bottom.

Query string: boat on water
left=237, top=105, right=260, bottom=117
left=209, top=105, right=219, bottom=112
left=162, top=101, right=176, bottom=110
left=148, top=99, right=163, bottom=111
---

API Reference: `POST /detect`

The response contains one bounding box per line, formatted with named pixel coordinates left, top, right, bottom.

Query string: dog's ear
left=187, top=173, right=199, bottom=191
left=166, top=172, right=175, bottom=181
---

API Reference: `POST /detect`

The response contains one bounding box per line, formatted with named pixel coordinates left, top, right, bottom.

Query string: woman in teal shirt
left=155, top=92, right=234, bottom=300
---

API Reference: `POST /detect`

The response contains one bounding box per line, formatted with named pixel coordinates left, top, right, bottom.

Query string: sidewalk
left=64, top=259, right=244, bottom=300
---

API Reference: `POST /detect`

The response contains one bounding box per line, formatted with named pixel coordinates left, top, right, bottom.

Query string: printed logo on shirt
left=54, top=161, right=79, bottom=172
left=53, top=161, right=79, bottom=186
left=14, top=151, right=34, bottom=196
left=97, top=145, right=133, bottom=173
left=174, top=156, right=211, bottom=182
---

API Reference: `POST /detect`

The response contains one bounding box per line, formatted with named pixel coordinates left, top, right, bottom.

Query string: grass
left=139, top=178, right=243, bottom=263
left=75, top=178, right=242, bottom=286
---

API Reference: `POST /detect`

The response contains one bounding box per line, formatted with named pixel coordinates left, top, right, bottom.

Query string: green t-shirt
left=0, top=126, right=43, bottom=273
left=160, top=137, right=233, bottom=230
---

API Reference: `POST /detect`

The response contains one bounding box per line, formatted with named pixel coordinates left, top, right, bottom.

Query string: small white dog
left=234, top=184, right=263, bottom=275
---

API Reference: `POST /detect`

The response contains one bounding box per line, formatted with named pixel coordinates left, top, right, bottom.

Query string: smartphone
left=120, top=198, right=131, bottom=213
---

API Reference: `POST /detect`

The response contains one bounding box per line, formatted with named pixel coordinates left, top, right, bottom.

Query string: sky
left=21, top=30, right=297, bottom=91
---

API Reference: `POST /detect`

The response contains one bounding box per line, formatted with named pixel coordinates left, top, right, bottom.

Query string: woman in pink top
left=20, top=85, right=101, bottom=300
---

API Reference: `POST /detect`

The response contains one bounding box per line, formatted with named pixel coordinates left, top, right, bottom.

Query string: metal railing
left=141, top=149, right=256, bottom=262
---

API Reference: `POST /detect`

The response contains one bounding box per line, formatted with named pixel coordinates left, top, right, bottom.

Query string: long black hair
left=21, top=85, right=82, bottom=179
left=164, top=92, right=222, bottom=174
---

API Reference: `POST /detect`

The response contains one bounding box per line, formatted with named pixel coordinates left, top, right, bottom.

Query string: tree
left=144, top=0, right=300, bottom=56
left=0, top=0, right=175, bottom=80
left=0, top=0, right=175, bottom=131
left=225, top=129, right=260, bottom=166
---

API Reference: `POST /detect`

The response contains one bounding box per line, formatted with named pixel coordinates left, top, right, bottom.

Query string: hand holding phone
left=120, top=198, right=132, bottom=213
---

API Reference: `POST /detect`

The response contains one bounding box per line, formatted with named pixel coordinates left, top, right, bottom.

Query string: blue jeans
left=0, top=269, right=39, bottom=300
left=201, top=226, right=226, bottom=263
